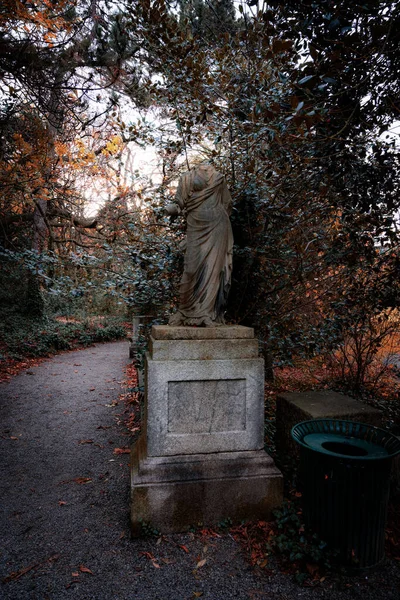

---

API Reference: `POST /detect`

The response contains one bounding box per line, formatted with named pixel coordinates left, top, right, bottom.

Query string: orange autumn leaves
left=1, top=0, right=76, bottom=43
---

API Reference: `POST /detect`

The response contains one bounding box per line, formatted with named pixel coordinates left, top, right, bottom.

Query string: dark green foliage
left=138, top=518, right=160, bottom=538
left=0, top=314, right=126, bottom=360
left=133, top=325, right=151, bottom=374
left=268, top=1, right=400, bottom=129
left=265, top=0, right=400, bottom=217
left=217, top=517, right=233, bottom=530
left=270, top=498, right=338, bottom=583
left=179, top=0, right=237, bottom=43
left=24, top=271, right=45, bottom=319
left=0, top=263, right=29, bottom=313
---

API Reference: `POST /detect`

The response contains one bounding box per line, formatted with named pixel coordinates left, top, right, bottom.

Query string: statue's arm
left=165, top=174, right=187, bottom=217
left=175, top=171, right=191, bottom=211
left=165, top=172, right=190, bottom=218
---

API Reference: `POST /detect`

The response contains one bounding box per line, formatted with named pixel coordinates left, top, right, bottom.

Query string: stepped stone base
left=130, top=325, right=283, bottom=535
left=130, top=436, right=283, bottom=535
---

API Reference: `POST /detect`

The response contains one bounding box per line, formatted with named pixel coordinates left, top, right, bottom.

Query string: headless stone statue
left=168, top=164, right=233, bottom=327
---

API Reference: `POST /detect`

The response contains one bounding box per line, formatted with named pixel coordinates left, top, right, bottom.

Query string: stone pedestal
left=130, top=325, right=283, bottom=535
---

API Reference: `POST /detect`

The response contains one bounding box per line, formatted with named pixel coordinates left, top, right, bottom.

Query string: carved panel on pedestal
left=167, top=379, right=246, bottom=434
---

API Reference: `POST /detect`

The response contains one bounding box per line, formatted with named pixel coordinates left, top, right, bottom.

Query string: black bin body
left=292, top=419, right=400, bottom=570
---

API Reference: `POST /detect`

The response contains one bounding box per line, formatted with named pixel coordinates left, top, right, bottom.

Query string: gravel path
left=1, top=341, right=399, bottom=599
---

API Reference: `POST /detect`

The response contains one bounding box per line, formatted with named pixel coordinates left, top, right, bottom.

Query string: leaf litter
left=2, top=554, right=60, bottom=584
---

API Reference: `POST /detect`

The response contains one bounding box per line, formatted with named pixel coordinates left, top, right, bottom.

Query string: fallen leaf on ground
left=79, top=439, right=94, bottom=444
left=9, top=436, right=18, bottom=440
left=2, top=553, right=60, bottom=584
left=72, top=477, right=92, bottom=485
left=2, top=563, right=39, bottom=583
left=113, top=447, right=130, bottom=455
left=66, top=581, right=80, bottom=589
left=179, top=544, right=189, bottom=553
left=48, top=554, right=60, bottom=563
left=140, top=552, right=156, bottom=560
left=258, top=559, right=268, bottom=568
left=79, top=565, right=93, bottom=574
left=196, top=558, right=207, bottom=569
left=72, top=572, right=79, bottom=578
left=89, top=388, right=96, bottom=391
left=199, top=528, right=221, bottom=538
left=58, top=500, right=67, bottom=506
left=306, top=563, right=319, bottom=576
left=193, top=593, right=203, bottom=598
left=139, top=552, right=161, bottom=568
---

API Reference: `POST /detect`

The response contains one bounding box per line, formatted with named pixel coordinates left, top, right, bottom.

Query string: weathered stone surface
left=276, top=390, right=384, bottom=470
left=168, top=164, right=233, bottom=327
left=168, top=379, right=246, bottom=433
left=278, top=390, right=383, bottom=420
left=152, top=324, right=254, bottom=340
left=130, top=439, right=283, bottom=535
left=146, top=355, right=264, bottom=456
left=130, top=326, right=283, bottom=534
left=149, top=336, right=259, bottom=360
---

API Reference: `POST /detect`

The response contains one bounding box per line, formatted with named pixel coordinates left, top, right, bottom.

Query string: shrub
left=0, top=315, right=126, bottom=359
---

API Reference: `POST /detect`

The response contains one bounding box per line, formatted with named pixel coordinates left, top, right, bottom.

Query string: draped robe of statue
left=169, top=164, right=234, bottom=327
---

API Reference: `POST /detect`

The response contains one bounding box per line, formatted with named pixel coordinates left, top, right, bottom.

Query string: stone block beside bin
left=275, top=389, right=400, bottom=490
left=275, top=390, right=384, bottom=470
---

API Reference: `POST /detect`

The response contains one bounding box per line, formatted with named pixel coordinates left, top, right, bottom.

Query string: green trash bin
left=291, top=419, right=400, bottom=570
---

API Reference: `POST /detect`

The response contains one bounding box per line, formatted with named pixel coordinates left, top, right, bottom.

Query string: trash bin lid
left=302, top=432, right=389, bottom=458
left=292, top=419, right=400, bottom=460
